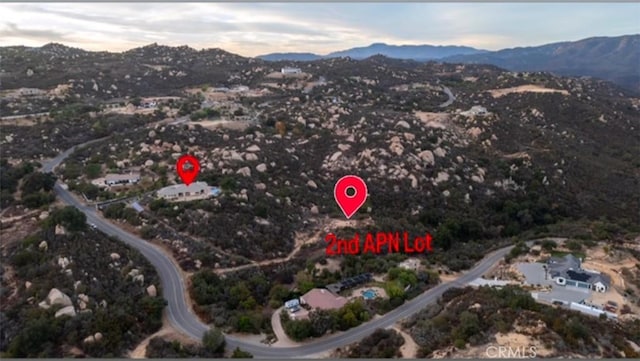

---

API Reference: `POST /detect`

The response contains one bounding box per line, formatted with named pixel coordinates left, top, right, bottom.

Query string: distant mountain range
left=257, top=43, right=486, bottom=61
left=258, top=35, right=640, bottom=92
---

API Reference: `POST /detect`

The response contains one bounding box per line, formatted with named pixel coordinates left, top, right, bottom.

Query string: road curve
left=439, top=85, right=456, bottom=108
left=44, top=139, right=515, bottom=358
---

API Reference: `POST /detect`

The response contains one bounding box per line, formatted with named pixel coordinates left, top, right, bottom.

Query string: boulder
left=55, top=305, right=76, bottom=318
left=55, top=224, right=66, bottom=235
left=128, top=269, right=140, bottom=278
left=245, top=153, right=259, bottom=161
left=256, top=163, right=267, bottom=172
left=84, top=335, right=96, bottom=344
left=417, top=150, right=435, bottom=165
left=46, top=288, right=72, bottom=307
left=146, top=285, right=157, bottom=297
left=329, top=151, right=342, bottom=162
left=58, top=256, right=70, bottom=269
left=409, top=174, right=418, bottom=189
left=246, top=144, right=261, bottom=152
left=307, top=180, right=318, bottom=189
left=404, top=133, right=415, bottom=141
left=395, top=120, right=411, bottom=129
left=433, top=147, right=446, bottom=158
left=229, top=151, right=243, bottom=161
left=254, top=183, right=267, bottom=191
left=310, top=205, right=319, bottom=215
left=389, top=142, right=404, bottom=156
left=337, top=144, right=351, bottom=152
left=110, top=253, right=120, bottom=261
left=38, top=241, right=48, bottom=251
left=236, top=167, right=251, bottom=177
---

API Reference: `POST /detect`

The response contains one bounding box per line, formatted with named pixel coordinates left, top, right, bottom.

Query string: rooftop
left=548, top=254, right=611, bottom=287
left=157, top=181, right=210, bottom=196
left=105, top=173, right=140, bottom=181
left=300, top=288, right=347, bottom=311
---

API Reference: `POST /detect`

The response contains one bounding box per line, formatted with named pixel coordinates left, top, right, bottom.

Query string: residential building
left=284, top=299, right=300, bottom=313
left=399, top=258, right=421, bottom=271
left=18, top=88, right=46, bottom=97
left=156, top=182, right=220, bottom=202
left=300, top=288, right=347, bottom=311
left=230, top=85, right=249, bottom=93
left=461, top=105, right=489, bottom=116
left=131, top=201, right=144, bottom=213
left=326, top=273, right=373, bottom=294
left=281, top=67, right=302, bottom=75
left=547, top=254, right=611, bottom=293
left=103, top=173, right=141, bottom=186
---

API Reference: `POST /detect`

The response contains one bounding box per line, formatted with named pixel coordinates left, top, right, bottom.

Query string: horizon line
left=2, top=32, right=637, bottom=58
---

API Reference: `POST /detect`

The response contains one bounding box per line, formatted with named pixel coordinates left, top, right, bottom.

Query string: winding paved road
left=44, top=139, right=516, bottom=359
left=439, top=85, right=456, bottom=108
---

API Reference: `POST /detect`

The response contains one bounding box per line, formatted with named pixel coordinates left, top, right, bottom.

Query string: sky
left=1, top=2, right=638, bottom=56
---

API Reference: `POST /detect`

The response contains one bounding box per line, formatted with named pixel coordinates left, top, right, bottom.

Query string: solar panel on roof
left=566, top=270, right=591, bottom=282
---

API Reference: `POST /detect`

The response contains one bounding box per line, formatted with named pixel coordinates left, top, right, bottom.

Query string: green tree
left=541, top=239, right=557, bottom=251
left=384, top=281, right=404, bottom=299
left=453, top=311, right=480, bottom=342
left=566, top=240, right=582, bottom=252
left=22, top=192, right=55, bottom=208
left=202, top=328, right=225, bottom=354
left=309, top=309, right=335, bottom=336
left=21, top=172, right=56, bottom=193
left=231, top=347, right=253, bottom=358
left=47, top=206, right=87, bottom=232
left=85, top=163, right=102, bottom=179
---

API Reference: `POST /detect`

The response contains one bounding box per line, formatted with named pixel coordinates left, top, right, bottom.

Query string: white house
left=460, top=105, right=489, bottom=117
left=281, top=67, right=302, bottom=75
left=103, top=173, right=141, bottom=187
left=156, top=182, right=220, bottom=202
left=547, top=254, right=611, bottom=293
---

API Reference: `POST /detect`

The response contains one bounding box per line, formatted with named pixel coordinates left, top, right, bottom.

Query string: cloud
left=0, top=22, right=68, bottom=42
left=0, top=2, right=638, bottom=55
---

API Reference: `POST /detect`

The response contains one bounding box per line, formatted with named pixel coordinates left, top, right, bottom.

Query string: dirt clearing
left=488, top=85, right=570, bottom=98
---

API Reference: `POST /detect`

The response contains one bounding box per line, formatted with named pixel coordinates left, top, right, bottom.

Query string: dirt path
left=215, top=217, right=373, bottom=275
left=128, top=315, right=196, bottom=358
left=488, top=85, right=570, bottom=98
left=0, top=210, right=39, bottom=223
left=392, top=326, right=418, bottom=358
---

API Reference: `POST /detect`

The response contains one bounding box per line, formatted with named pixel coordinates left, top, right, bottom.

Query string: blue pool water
left=362, top=289, right=376, bottom=300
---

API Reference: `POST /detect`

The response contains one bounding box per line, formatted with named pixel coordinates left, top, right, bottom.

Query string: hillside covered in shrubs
left=0, top=207, right=165, bottom=357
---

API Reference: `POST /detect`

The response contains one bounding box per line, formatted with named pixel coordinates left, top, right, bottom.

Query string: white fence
left=569, top=302, right=617, bottom=318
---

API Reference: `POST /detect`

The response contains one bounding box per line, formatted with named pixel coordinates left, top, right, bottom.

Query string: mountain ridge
left=256, top=35, right=639, bottom=92
left=257, top=42, right=487, bottom=61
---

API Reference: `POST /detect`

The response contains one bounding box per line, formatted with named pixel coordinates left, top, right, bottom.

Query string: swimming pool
left=362, top=289, right=376, bottom=300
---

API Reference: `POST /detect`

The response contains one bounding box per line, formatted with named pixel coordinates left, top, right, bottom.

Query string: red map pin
left=176, top=154, right=200, bottom=185
left=334, top=175, right=368, bottom=219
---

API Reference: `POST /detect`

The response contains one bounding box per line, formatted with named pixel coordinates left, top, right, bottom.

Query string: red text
left=325, top=231, right=433, bottom=256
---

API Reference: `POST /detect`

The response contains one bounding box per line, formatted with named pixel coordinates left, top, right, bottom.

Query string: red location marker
left=334, top=175, right=368, bottom=219
left=176, top=154, right=200, bottom=185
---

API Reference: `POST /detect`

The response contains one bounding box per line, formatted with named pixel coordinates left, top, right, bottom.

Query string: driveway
left=535, top=287, right=590, bottom=304
left=517, top=262, right=554, bottom=286
left=271, top=307, right=301, bottom=347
